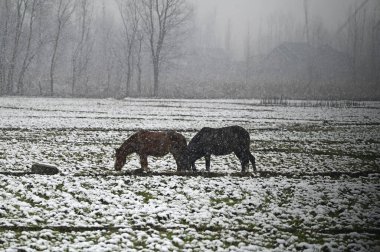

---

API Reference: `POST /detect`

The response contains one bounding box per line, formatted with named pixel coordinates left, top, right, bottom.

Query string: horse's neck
left=120, top=141, right=135, bottom=156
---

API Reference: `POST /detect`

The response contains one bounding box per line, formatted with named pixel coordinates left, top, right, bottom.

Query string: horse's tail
left=249, top=152, right=256, bottom=172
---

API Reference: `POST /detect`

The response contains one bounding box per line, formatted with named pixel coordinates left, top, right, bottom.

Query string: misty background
left=0, top=0, right=379, bottom=99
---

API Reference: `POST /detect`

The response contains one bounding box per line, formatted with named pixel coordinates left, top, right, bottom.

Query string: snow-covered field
left=0, top=97, right=379, bottom=251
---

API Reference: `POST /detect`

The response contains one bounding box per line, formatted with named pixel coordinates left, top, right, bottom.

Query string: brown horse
left=114, top=130, right=189, bottom=172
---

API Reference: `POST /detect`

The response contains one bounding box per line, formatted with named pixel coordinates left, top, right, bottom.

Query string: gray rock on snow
left=31, top=163, right=60, bottom=175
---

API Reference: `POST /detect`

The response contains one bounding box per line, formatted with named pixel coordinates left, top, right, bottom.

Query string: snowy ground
left=0, top=97, right=379, bottom=251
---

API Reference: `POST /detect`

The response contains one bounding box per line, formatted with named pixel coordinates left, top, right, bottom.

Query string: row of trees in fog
left=0, top=0, right=192, bottom=97
left=0, top=0, right=379, bottom=99
left=241, top=0, right=379, bottom=99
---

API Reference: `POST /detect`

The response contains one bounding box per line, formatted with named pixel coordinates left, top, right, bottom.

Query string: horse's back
left=134, top=131, right=171, bottom=156
left=195, top=126, right=249, bottom=141
left=134, top=130, right=187, bottom=156
left=189, top=126, right=250, bottom=155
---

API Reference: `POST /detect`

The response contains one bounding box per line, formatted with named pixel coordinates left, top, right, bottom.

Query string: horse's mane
left=189, top=127, right=211, bottom=145
left=119, top=131, right=141, bottom=153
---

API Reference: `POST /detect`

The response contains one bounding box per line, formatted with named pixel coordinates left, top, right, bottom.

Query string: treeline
left=0, top=0, right=379, bottom=100
left=0, top=0, right=192, bottom=97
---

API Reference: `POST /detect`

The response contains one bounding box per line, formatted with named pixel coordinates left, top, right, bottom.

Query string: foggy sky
left=190, top=0, right=359, bottom=59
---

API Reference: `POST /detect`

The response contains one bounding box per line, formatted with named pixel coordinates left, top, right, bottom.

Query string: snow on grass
left=0, top=97, right=379, bottom=251
left=0, top=175, right=379, bottom=251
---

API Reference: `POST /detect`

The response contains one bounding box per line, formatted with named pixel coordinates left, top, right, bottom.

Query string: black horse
left=187, top=126, right=256, bottom=173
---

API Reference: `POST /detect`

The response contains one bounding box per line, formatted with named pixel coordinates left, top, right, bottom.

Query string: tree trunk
left=49, top=0, right=74, bottom=96
left=153, top=58, right=159, bottom=97
left=0, top=0, right=10, bottom=95
left=71, top=60, right=77, bottom=96
left=125, top=57, right=132, bottom=97
left=50, top=35, right=59, bottom=96
left=18, top=0, right=38, bottom=95
left=7, top=0, right=27, bottom=95
left=136, top=33, right=143, bottom=96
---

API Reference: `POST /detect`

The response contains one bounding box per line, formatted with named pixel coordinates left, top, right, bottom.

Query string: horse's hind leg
left=249, top=152, right=256, bottom=172
left=139, top=155, right=150, bottom=172
left=205, top=154, right=211, bottom=172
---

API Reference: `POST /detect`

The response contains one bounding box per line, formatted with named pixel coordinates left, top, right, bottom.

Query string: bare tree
left=138, top=0, right=192, bottom=97
left=369, top=7, right=380, bottom=82
left=0, top=0, right=11, bottom=94
left=49, top=0, right=74, bottom=96
left=7, top=0, right=28, bottom=95
left=116, top=0, right=140, bottom=97
left=336, top=0, right=371, bottom=85
left=303, top=0, right=310, bottom=45
left=136, top=31, right=144, bottom=96
left=34, top=0, right=51, bottom=96
left=347, top=5, right=367, bottom=85
left=71, top=0, right=93, bottom=96
left=99, top=0, right=115, bottom=97
left=17, top=0, right=40, bottom=95
left=244, top=22, right=251, bottom=86
left=303, top=0, right=314, bottom=88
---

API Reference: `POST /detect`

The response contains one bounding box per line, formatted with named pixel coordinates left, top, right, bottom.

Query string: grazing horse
left=187, top=126, right=256, bottom=173
left=114, top=130, right=189, bottom=172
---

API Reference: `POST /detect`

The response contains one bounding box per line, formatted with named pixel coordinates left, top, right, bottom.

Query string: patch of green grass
left=80, top=182, right=93, bottom=189
left=210, top=197, right=243, bottom=206
left=111, top=189, right=124, bottom=195
left=179, top=219, right=189, bottom=226
left=195, top=224, right=224, bottom=233
left=320, top=193, right=330, bottom=206
left=257, top=191, right=273, bottom=212
left=14, top=192, right=37, bottom=207
left=55, top=183, right=65, bottom=191
left=294, top=230, right=325, bottom=245
left=288, top=215, right=304, bottom=229
left=222, top=239, right=241, bottom=248
left=132, top=238, right=147, bottom=249
left=278, top=187, right=294, bottom=207
left=309, top=210, right=317, bottom=218
left=367, top=139, right=380, bottom=144
left=328, top=208, right=345, bottom=218
left=36, top=193, right=50, bottom=200
left=159, top=230, right=173, bottom=240
left=136, top=191, right=154, bottom=203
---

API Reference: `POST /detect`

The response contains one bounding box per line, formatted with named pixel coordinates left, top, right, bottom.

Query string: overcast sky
left=191, top=0, right=357, bottom=31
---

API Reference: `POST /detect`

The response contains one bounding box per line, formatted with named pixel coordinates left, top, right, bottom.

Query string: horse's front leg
left=139, top=155, right=150, bottom=172
left=205, top=154, right=211, bottom=172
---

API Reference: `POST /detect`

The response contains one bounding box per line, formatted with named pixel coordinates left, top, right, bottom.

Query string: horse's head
left=177, top=151, right=191, bottom=171
left=173, top=147, right=191, bottom=171
left=114, top=148, right=126, bottom=171
left=186, top=144, right=202, bottom=172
